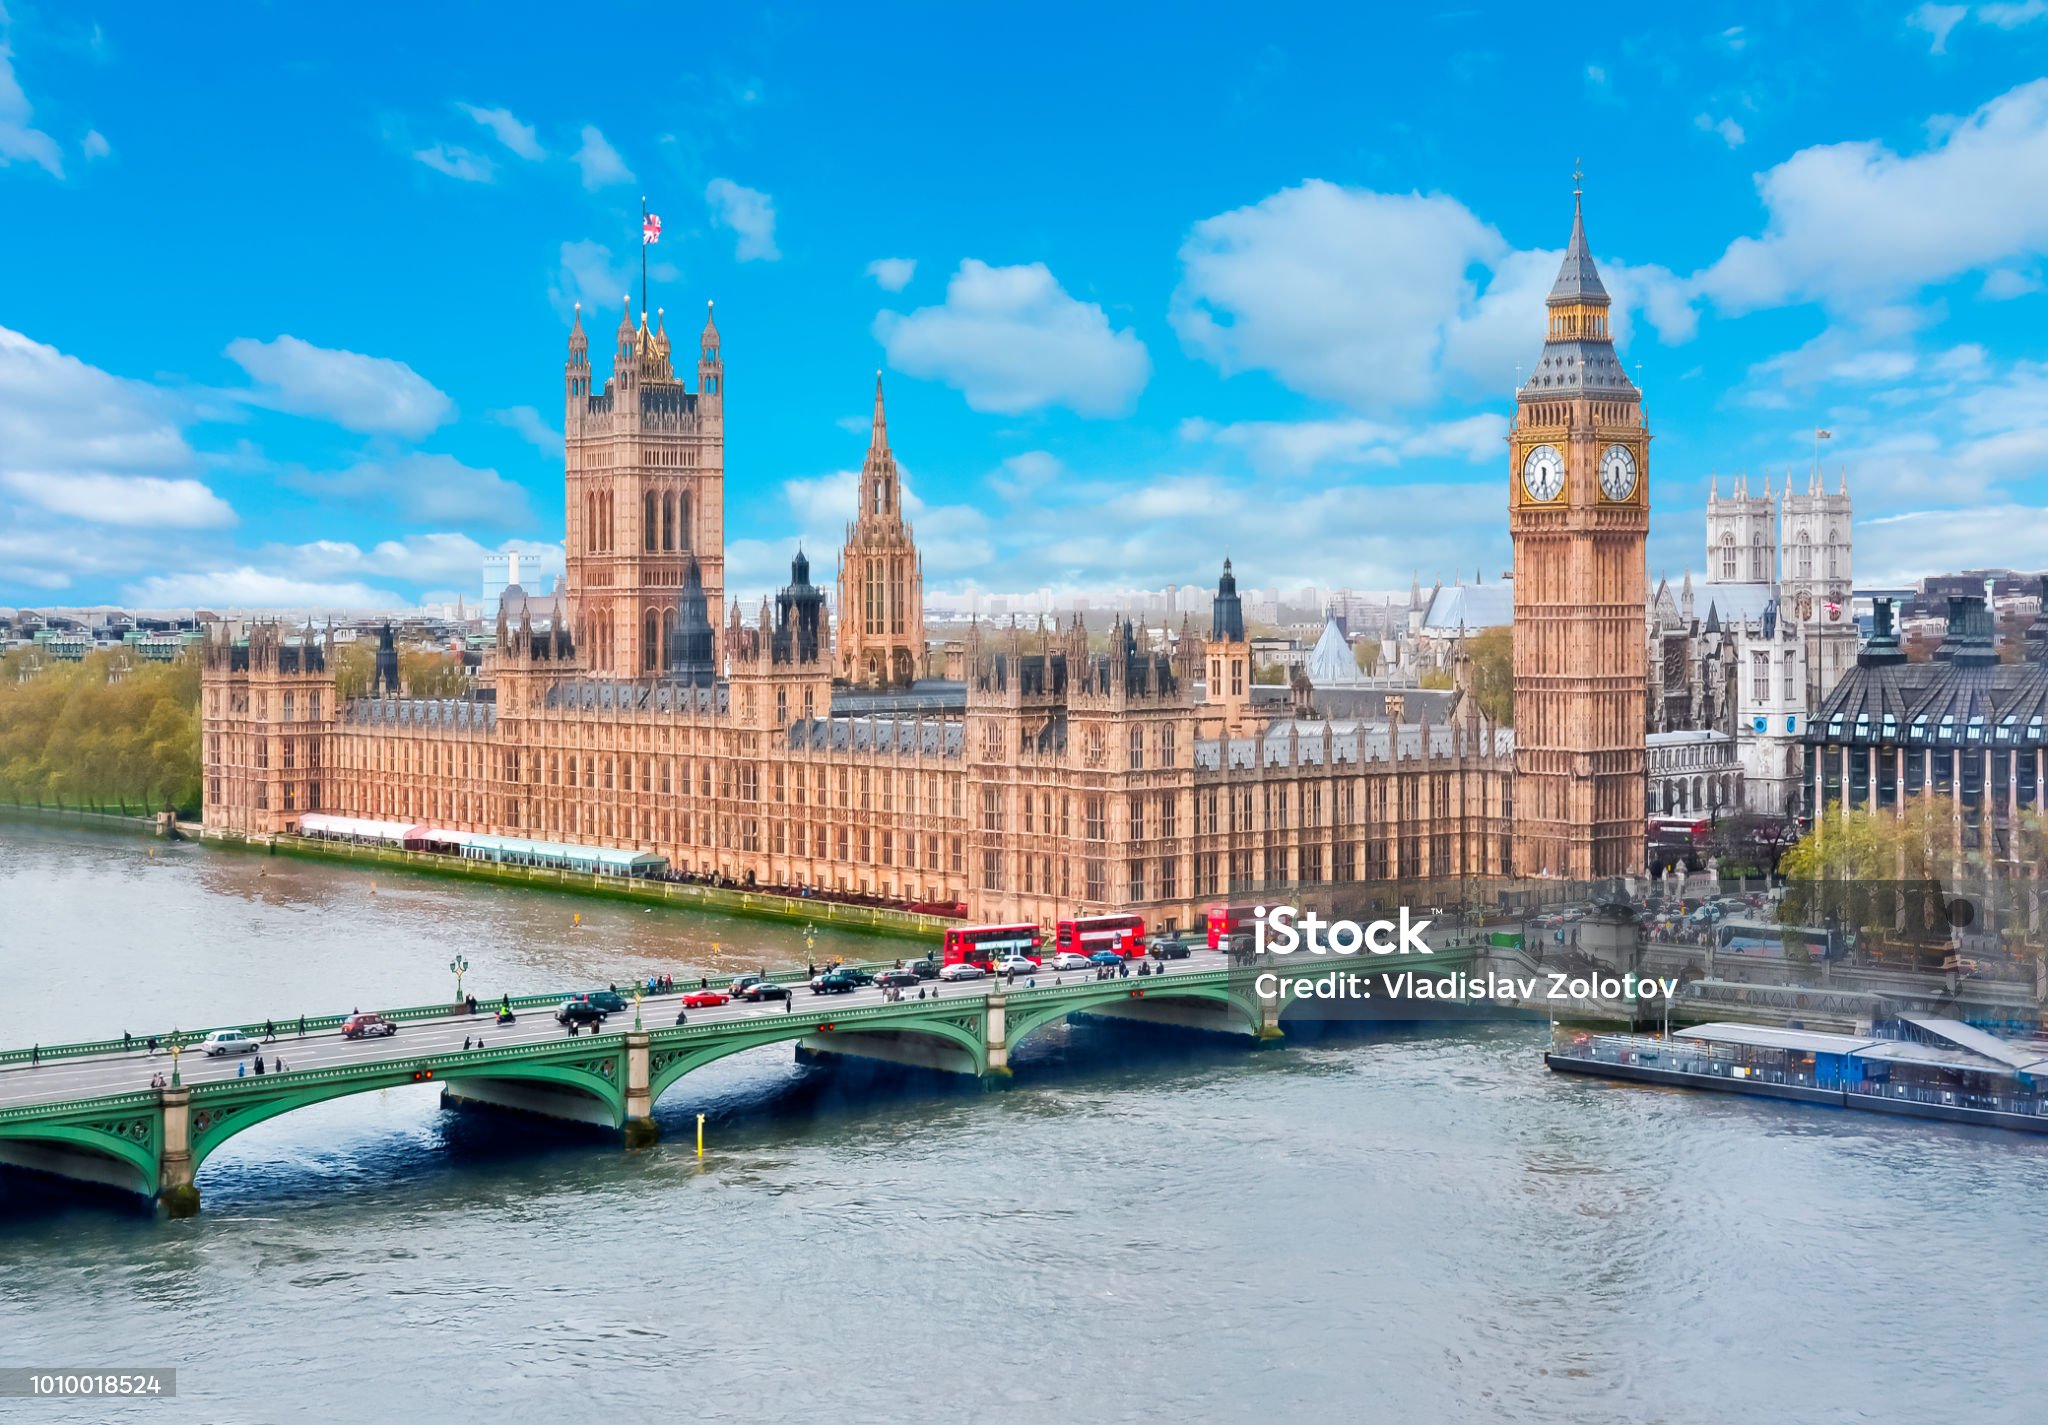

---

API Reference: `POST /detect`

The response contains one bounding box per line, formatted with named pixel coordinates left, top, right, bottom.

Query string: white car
left=938, top=962, right=987, bottom=981
left=1050, top=951, right=1092, bottom=971
left=202, top=1029, right=259, bottom=1058
left=992, top=955, right=1039, bottom=975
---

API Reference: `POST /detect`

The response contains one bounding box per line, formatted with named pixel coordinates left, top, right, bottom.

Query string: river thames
left=3, top=822, right=2045, bottom=1424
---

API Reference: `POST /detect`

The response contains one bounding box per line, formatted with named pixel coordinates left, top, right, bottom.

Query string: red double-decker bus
left=1205, top=903, right=1259, bottom=951
left=941, top=922, right=1043, bottom=969
left=1055, top=913, right=1146, bottom=959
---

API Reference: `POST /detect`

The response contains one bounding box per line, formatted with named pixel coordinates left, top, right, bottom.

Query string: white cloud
left=1173, top=180, right=1692, bottom=412
left=1183, top=413, right=1506, bottom=475
left=551, top=240, right=633, bottom=318
left=706, top=178, right=781, bottom=261
left=988, top=449, right=1063, bottom=501
left=1697, top=80, right=2048, bottom=312
left=876, top=259, right=1150, bottom=417
left=1981, top=267, right=2042, bottom=298
left=0, top=20, right=62, bottom=177
left=1982, top=1, right=2048, bottom=29
left=492, top=405, right=562, bottom=454
left=866, top=257, right=916, bottom=291
left=225, top=334, right=455, bottom=437
left=0, top=324, right=191, bottom=473
left=289, top=453, right=533, bottom=526
left=123, top=568, right=405, bottom=611
left=1858, top=505, right=2048, bottom=584
left=81, top=128, right=109, bottom=160
left=412, top=143, right=494, bottom=183
left=457, top=102, right=543, bottom=160
left=573, top=125, right=632, bottom=189
left=1909, top=3, right=1969, bottom=52
left=2, top=472, right=235, bottom=528
left=1695, top=113, right=1746, bottom=148
left=285, top=533, right=561, bottom=589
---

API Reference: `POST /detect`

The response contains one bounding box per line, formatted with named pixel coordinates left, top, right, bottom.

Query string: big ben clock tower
left=1509, top=186, right=1648, bottom=881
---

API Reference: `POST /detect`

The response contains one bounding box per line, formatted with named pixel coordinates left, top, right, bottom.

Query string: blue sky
left=3, top=0, right=2047, bottom=611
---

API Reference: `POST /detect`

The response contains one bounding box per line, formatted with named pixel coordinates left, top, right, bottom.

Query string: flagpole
left=641, top=195, right=649, bottom=320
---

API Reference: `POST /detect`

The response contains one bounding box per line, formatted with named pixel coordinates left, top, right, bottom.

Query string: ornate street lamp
left=449, top=954, right=470, bottom=1003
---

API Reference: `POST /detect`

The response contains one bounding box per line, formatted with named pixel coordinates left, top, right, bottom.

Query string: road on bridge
left=0, top=950, right=1245, bottom=1111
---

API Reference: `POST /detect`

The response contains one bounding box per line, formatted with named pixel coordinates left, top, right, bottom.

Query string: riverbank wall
left=204, top=829, right=946, bottom=944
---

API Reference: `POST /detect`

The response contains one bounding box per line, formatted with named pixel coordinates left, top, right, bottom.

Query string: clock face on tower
left=1521, top=444, right=1564, bottom=502
left=1598, top=443, right=1638, bottom=501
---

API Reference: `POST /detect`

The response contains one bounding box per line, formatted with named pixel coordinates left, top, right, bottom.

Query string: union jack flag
left=643, top=213, right=662, bottom=245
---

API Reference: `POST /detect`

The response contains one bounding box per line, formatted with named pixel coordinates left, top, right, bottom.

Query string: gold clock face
left=1598, top=443, right=1638, bottom=500
left=1521, top=444, right=1564, bottom=502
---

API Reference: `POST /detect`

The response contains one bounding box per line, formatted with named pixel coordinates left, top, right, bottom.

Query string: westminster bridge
left=0, top=945, right=1478, bottom=1216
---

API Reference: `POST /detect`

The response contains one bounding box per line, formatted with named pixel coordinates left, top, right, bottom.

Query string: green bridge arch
left=0, top=1110, right=161, bottom=1196
left=1004, top=981, right=1264, bottom=1051
left=645, top=1011, right=988, bottom=1103
left=187, top=1055, right=629, bottom=1171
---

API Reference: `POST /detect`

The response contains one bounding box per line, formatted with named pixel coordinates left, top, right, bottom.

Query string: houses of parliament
left=202, top=198, right=1653, bottom=922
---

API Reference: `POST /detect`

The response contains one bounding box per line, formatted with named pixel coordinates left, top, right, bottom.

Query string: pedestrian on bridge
left=463, top=1036, right=472, bottom=1051
left=236, top=1061, right=246, bottom=1077
left=147, top=1035, right=158, bottom=1055
left=264, top=1019, right=276, bottom=1042
left=253, top=1055, right=265, bottom=1075
left=123, top=1031, right=133, bottom=1052
left=30, top=1044, right=39, bottom=1066
left=298, top=1016, right=307, bottom=1037
left=273, top=1056, right=285, bottom=1072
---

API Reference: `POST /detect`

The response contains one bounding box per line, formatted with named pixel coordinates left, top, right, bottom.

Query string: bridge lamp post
left=449, top=954, right=470, bottom=1004
left=634, top=989, right=644, bottom=1030
left=168, top=1042, right=182, bottom=1089
left=804, top=924, right=817, bottom=965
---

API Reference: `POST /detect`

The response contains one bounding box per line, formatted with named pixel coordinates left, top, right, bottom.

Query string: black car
left=1151, top=938, right=1192, bottom=960
left=578, top=990, right=629, bottom=1014
left=556, top=1000, right=607, bottom=1027
left=829, top=967, right=876, bottom=987
left=812, top=971, right=863, bottom=994
left=738, top=981, right=791, bottom=1002
left=907, top=959, right=940, bottom=980
left=874, top=969, right=922, bottom=989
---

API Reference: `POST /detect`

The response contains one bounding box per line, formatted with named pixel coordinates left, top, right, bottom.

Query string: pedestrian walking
left=123, top=1030, right=134, bottom=1052
left=147, top=1035, right=158, bottom=1056
left=265, top=1019, right=276, bottom=1042
left=298, top=1015, right=307, bottom=1037
left=236, top=1060, right=246, bottom=1077
left=274, top=1056, right=285, bottom=1072
left=783, top=993, right=792, bottom=1014
left=29, top=1044, right=38, bottom=1066
left=475, top=1038, right=483, bottom=1050
left=463, top=1036, right=472, bottom=1051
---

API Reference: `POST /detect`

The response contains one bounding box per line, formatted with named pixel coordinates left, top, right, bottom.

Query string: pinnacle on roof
left=701, top=299, right=719, bottom=340
left=1547, top=190, right=1610, bottom=306
left=870, top=371, right=889, bottom=453
left=617, top=295, right=634, bottom=338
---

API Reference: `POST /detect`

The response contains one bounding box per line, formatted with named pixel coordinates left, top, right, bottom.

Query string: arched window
left=644, top=492, right=656, bottom=551
left=1795, top=531, right=1812, bottom=579
left=661, top=492, right=674, bottom=551
left=678, top=492, right=691, bottom=549
left=1720, top=532, right=1736, bottom=581
left=644, top=609, right=659, bottom=671
left=1751, top=531, right=1767, bottom=582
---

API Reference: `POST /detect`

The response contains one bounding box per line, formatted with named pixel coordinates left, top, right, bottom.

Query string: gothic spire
left=1548, top=184, right=1610, bottom=306
left=870, top=371, right=889, bottom=454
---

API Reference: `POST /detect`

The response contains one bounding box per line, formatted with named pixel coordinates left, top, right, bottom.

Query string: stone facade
left=205, top=278, right=1594, bottom=923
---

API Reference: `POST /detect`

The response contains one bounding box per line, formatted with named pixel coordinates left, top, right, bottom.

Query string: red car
left=341, top=1012, right=397, bottom=1040
left=680, top=990, right=729, bottom=1008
